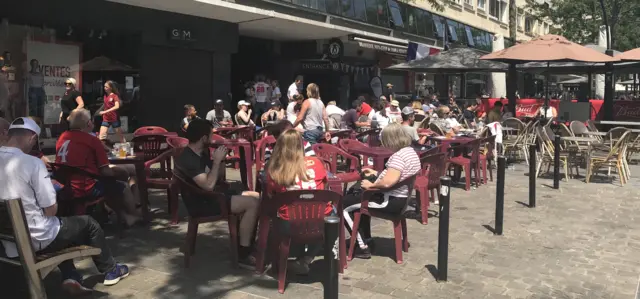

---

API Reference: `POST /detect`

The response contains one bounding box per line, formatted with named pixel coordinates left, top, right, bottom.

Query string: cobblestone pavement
left=11, top=161, right=640, bottom=298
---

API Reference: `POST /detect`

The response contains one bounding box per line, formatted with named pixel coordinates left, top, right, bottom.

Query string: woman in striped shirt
left=343, top=123, right=421, bottom=259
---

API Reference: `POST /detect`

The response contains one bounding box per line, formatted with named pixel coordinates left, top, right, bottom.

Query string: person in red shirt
left=98, top=80, right=125, bottom=143
left=265, top=129, right=330, bottom=275
left=357, top=99, right=372, bottom=118
left=56, top=108, right=140, bottom=226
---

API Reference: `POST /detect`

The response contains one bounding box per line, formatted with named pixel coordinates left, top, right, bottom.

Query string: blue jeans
left=101, top=120, right=122, bottom=128
left=302, top=127, right=324, bottom=145
left=28, top=87, right=45, bottom=118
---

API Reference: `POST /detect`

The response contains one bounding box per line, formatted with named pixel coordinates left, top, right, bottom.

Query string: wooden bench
left=0, top=198, right=101, bottom=298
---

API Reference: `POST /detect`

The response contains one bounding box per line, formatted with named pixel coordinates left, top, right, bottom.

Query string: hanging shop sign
left=357, top=41, right=407, bottom=55
left=301, top=60, right=333, bottom=71
left=299, top=60, right=378, bottom=75
left=326, top=38, right=344, bottom=61
left=26, top=40, right=81, bottom=124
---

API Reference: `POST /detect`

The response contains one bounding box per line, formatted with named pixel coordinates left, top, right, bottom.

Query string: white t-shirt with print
left=253, top=82, right=270, bottom=103
left=0, top=147, right=60, bottom=257
left=287, top=83, right=299, bottom=100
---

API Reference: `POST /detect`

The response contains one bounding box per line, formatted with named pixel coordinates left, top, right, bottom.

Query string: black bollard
left=324, top=216, right=340, bottom=299
left=553, top=135, right=561, bottom=189
left=437, top=176, right=451, bottom=282
left=529, top=144, right=536, bottom=208
left=495, top=156, right=506, bottom=235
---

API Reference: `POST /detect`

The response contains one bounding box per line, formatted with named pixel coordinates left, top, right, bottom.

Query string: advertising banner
left=26, top=41, right=81, bottom=124
left=481, top=98, right=640, bottom=121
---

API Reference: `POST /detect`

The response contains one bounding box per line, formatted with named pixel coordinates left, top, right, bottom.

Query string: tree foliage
left=529, top=0, right=640, bottom=51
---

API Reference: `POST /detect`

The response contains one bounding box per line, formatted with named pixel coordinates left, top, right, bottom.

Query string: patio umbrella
left=481, top=34, right=620, bottom=118
left=616, top=48, right=640, bottom=61
left=70, top=56, right=137, bottom=72
left=389, top=47, right=508, bottom=73
left=481, top=34, right=620, bottom=64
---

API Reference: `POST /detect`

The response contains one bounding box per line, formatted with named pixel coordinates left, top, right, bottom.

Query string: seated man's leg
left=40, top=215, right=129, bottom=285
left=94, top=181, right=141, bottom=226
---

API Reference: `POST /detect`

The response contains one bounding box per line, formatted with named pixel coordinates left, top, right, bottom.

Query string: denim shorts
left=101, top=120, right=121, bottom=128
left=91, top=180, right=127, bottom=198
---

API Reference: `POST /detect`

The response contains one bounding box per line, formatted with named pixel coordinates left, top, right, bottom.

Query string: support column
left=595, top=26, right=608, bottom=99
left=489, top=34, right=506, bottom=99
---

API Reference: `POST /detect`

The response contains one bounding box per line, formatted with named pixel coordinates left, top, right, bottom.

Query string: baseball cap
left=271, top=99, right=281, bottom=107
left=214, top=99, right=223, bottom=105
left=237, top=100, right=249, bottom=107
left=390, top=100, right=399, bottom=107
left=386, top=83, right=393, bottom=87
left=401, top=106, right=414, bottom=116
left=9, top=117, right=41, bottom=136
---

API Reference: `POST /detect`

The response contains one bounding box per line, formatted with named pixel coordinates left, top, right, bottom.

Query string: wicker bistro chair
left=586, top=130, right=633, bottom=185
left=0, top=199, right=101, bottom=299
left=586, top=119, right=598, bottom=132
left=429, top=123, right=445, bottom=136
left=534, top=127, right=574, bottom=181
left=501, top=121, right=530, bottom=164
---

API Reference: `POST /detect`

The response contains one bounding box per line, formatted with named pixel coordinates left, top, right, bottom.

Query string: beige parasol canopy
left=481, top=34, right=620, bottom=64
left=616, top=48, right=640, bottom=61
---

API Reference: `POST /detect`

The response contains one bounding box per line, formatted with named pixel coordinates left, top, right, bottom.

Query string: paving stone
left=38, top=162, right=640, bottom=299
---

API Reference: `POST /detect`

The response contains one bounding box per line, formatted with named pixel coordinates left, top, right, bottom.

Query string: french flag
left=406, top=42, right=440, bottom=62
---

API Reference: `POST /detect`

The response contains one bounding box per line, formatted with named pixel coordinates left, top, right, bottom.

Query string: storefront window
left=465, top=73, right=488, bottom=98
left=325, top=0, right=342, bottom=15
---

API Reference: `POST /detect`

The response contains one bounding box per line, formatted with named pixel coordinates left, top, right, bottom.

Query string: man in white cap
left=385, top=100, right=402, bottom=123
left=206, top=99, right=232, bottom=128
left=0, top=117, right=130, bottom=295
left=400, top=106, right=426, bottom=144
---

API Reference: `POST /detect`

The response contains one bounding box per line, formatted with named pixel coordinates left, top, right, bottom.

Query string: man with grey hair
left=56, top=109, right=141, bottom=227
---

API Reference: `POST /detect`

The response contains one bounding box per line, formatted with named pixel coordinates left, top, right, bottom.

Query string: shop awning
left=108, top=0, right=410, bottom=44
left=388, top=47, right=508, bottom=73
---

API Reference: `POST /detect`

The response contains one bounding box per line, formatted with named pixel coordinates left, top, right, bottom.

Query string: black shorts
left=182, top=182, right=245, bottom=218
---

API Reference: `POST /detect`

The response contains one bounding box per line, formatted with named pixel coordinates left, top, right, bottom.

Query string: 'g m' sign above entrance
left=169, top=28, right=195, bottom=42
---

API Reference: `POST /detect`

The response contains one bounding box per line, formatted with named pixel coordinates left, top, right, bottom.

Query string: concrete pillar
left=490, top=34, right=506, bottom=98
left=595, top=26, right=608, bottom=99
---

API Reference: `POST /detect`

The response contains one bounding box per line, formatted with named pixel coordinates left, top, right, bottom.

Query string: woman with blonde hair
left=411, top=100, right=425, bottom=115
left=265, top=129, right=329, bottom=274
left=292, top=83, right=331, bottom=144
left=342, top=123, right=420, bottom=259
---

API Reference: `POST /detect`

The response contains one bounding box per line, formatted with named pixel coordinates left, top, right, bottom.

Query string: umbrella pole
left=544, top=62, right=549, bottom=120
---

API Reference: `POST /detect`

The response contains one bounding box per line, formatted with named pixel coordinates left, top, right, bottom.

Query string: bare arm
left=293, top=100, right=310, bottom=128
left=75, top=96, right=84, bottom=109
left=191, top=161, right=222, bottom=191
left=364, top=168, right=401, bottom=189
left=238, top=111, right=251, bottom=123
left=322, top=106, right=330, bottom=130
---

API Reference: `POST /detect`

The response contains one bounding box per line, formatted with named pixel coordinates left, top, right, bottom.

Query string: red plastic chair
left=263, top=190, right=343, bottom=294
left=253, top=136, right=276, bottom=193
left=172, top=171, right=238, bottom=268
left=210, top=134, right=240, bottom=170
left=144, top=149, right=180, bottom=224
left=131, top=134, right=168, bottom=162
left=449, top=139, right=482, bottom=191
left=347, top=175, right=416, bottom=264
left=338, top=139, right=372, bottom=168
left=133, top=126, right=168, bottom=137
left=413, top=153, right=447, bottom=225
left=312, top=143, right=360, bottom=194
left=167, top=136, right=188, bottom=149
left=355, top=128, right=381, bottom=147
left=49, top=163, right=111, bottom=216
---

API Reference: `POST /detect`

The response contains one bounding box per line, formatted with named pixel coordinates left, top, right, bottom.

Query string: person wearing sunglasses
left=60, top=78, right=84, bottom=127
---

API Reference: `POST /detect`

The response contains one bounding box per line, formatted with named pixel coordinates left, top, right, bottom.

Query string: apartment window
left=365, top=0, right=389, bottom=27
left=465, top=26, right=475, bottom=46
left=451, top=0, right=461, bottom=4
left=525, top=16, right=534, bottom=33
left=464, top=0, right=473, bottom=5
left=432, top=15, right=445, bottom=38
left=489, top=0, right=506, bottom=21
left=447, top=20, right=459, bottom=42
left=477, top=0, right=486, bottom=10
left=387, top=0, right=404, bottom=28
left=517, top=14, right=524, bottom=30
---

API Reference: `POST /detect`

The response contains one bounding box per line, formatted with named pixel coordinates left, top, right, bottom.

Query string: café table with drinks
left=109, top=142, right=151, bottom=221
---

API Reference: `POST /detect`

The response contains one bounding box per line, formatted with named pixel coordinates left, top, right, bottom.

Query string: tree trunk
left=507, top=0, right=517, bottom=113
left=509, top=0, right=517, bottom=41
